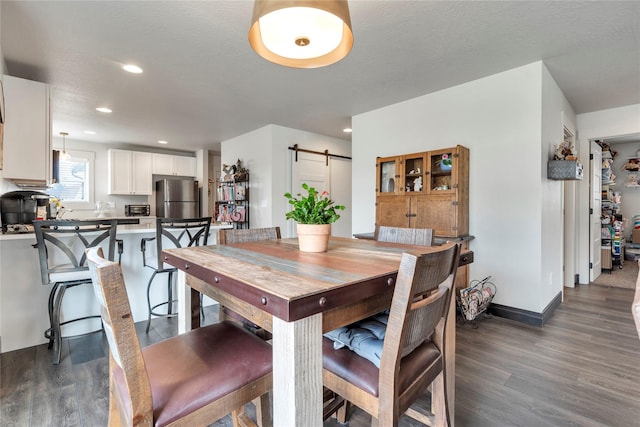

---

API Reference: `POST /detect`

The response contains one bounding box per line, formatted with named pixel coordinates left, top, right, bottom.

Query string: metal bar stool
left=33, top=219, right=118, bottom=364
left=140, top=217, right=211, bottom=333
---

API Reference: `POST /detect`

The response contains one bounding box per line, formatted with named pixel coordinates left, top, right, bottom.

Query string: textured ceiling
left=2, top=1, right=639, bottom=152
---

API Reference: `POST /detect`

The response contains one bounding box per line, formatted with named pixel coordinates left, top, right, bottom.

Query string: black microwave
left=124, top=204, right=150, bottom=216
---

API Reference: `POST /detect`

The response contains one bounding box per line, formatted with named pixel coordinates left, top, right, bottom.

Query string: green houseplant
left=284, top=183, right=345, bottom=252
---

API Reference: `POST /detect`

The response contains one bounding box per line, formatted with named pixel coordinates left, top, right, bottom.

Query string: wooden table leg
left=177, top=270, right=191, bottom=334
left=272, top=314, right=323, bottom=427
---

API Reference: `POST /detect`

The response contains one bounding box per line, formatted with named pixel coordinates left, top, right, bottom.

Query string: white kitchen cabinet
left=108, top=149, right=153, bottom=195
left=152, top=153, right=196, bottom=176
left=2, top=75, right=51, bottom=184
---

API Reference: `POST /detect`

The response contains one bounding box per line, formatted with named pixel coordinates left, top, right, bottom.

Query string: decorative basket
left=548, top=160, right=583, bottom=180
left=457, top=276, right=496, bottom=322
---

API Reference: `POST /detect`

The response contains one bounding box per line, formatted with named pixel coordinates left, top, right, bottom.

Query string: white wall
left=221, top=125, right=352, bottom=238
left=576, top=104, right=640, bottom=282
left=540, top=66, right=577, bottom=300
left=353, top=61, right=565, bottom=313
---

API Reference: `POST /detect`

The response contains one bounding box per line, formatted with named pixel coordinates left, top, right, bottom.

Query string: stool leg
left=45, top=282, right=60, bottom=348
left=145, top=271, right=158, bottom=334
left=167, top=270, right=174, bottom=315
left=52, top=283, right=68, bottom=365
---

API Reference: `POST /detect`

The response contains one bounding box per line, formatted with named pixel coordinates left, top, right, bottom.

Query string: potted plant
left=284, top=183, right=345, bottom=252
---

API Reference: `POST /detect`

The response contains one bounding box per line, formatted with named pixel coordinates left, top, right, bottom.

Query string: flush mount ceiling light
left=96, top=107, right=112, bottom=113
left=248, top=0, right=353, bottom=68
left=158, top=140, right=168, bottom=145
left=122, top=64, right=143, bottom=74
left=60, top=132, right=72, bottom=161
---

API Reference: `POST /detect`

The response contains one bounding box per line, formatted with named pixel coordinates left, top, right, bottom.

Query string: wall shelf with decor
left=215, top=174, right=249, bottom=229
left=622, top=156, right=640, bottom=187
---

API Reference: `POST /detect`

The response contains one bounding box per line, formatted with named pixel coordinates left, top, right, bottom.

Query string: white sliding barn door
left=290, top=151, right=352, bottom=238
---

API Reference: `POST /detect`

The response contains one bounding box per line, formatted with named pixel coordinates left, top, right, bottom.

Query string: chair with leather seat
left=140, top=217, right=211, bottom=333
left=375, top=225, right=434, bottom=246
left=86, top=246, right=273, bottom=427
left=323, top=242, right=460, bottom=427
left=33, top=218, right=118, bottom=365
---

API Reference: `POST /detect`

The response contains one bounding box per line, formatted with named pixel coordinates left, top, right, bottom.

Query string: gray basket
left=548, top=160, right=583, bottom=180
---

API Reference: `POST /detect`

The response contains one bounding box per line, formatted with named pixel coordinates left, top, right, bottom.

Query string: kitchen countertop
left=0, top=219, right=231, bottom=241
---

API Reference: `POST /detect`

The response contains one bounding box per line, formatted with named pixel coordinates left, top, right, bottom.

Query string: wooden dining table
left=163, top=237, right=473, bottom=427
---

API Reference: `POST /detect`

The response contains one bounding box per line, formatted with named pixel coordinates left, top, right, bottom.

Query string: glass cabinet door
left=403, top=152, right=427, bottom=194
left=376, top=156, right=401, bottom=195
left=427, top=148, right=457, bottom=194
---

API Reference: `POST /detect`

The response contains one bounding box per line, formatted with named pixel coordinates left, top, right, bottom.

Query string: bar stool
left=33, top=219, right=118, bottom=364
left=140, top=217, right=211, bottom=333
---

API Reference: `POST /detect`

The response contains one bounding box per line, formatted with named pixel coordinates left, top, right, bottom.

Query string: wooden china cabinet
left=376, top=145, right=469, bottom=237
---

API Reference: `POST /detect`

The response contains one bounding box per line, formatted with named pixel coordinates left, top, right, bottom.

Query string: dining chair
left=323, top=242, right=460, bottom=427
left=375, top=225, right=434, bottom=246
left=33, top=219, right=118, bottom=365
left=218, top=226, right=281, bottom=244
left=140, top=217, right=211, bottom=333
left=86, top=246, right=273, bottom=427
left=633, top=260, right=640, bottom=340
left=217, top=226, right=281, bottom=335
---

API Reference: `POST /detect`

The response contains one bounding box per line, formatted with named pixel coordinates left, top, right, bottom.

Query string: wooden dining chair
left=323, top=242, right=460, bottom=427
left=375, top=225, right=434, bottom=246
left=217, top=227, right=281, bottom=335
left=218, top=226, right=281, bottom=245
left=86, top=246, right=273, bottom=427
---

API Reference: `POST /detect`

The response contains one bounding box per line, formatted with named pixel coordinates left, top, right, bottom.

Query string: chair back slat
left=153, top=217, right=212, bottom=268
left=86, top=246, right=153, bottom=423
left=33, top=219, right=118, bottom=286
left=218, top=226, right=281, bottom=245
left=375, top=226, right=434, bottom=246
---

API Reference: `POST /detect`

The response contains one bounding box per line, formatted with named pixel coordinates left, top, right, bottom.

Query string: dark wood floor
left=2, top=284, right=639, bottom=427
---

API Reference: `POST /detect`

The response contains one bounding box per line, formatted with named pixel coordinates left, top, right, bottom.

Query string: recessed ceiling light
left=96, top=107, right=112, bottom=113
left=84, top=130, right=96, bottom=135
left=122, top=64, right=143, bottom=74
left=158, top=140, right=168, bottom=145
left=343, top=128, right=352, bottom=133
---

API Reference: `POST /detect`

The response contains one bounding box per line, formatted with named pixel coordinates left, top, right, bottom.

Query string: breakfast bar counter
left=0, top=222, right=230, bottom=353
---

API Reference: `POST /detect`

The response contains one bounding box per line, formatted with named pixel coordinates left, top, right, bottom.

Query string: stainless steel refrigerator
left=155, top=179, right=199, bottom=218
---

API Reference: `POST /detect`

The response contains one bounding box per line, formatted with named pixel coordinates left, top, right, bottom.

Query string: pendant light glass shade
left=249, top=0, right=353, bottom=68
left=60, top=132, right=72, bottom=161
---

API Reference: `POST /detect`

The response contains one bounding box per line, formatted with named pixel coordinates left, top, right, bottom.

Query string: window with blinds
left=49, top=149, right=95, bottom=208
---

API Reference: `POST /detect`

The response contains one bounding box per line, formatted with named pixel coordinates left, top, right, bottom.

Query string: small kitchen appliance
left=124, top=204, right=150, bottom=217
left=0, top=190, right=54, bottom=233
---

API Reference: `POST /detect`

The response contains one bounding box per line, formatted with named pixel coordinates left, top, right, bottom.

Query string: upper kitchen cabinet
left=1, top=75, right=51, bottom=185
left=152, top=153, right=196, bottom=177
left=108, top=149, right=153, bottom=195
